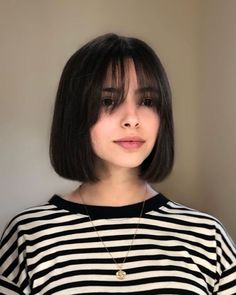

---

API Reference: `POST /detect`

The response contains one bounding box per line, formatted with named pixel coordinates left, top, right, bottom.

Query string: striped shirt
left=1, top=193, right=236, bottom=294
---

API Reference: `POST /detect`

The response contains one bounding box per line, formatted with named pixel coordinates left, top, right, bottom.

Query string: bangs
left=98, top=55, right=161, bottom=114
left=133, top=56, right=162, bottom=110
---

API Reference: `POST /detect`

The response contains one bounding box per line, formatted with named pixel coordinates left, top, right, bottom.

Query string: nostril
left=122, top=122, right=140, bottom=128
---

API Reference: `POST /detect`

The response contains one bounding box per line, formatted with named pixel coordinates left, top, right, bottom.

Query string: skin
left=66, top=60, right=160, bottom=206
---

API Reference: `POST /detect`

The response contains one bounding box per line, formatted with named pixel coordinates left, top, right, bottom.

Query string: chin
left=96, top=152, right=150, bottom=170
left=110, top=158, right=145, bottom=169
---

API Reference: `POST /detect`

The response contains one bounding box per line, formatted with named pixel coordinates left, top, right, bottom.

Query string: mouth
left=114, top=136, right=145, bottom=142
left=114, top=138, right=145, bottom=150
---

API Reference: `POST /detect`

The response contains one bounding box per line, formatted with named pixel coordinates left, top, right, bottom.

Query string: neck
left=66, top=173, right=157, bottom=206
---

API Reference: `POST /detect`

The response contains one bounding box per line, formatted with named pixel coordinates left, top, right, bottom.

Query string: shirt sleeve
left=214, top=262, right=236, bottom=294
left=0, top=275, right=26, bottom=295
left=213, top=221, right=236, bottom=294
left=0, top=216, right=29, bottom=295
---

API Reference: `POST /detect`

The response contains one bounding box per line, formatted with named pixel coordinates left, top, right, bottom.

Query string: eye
left=140, top=98, right=154, bottom=107
left=101, top=97, right=115, bottom=107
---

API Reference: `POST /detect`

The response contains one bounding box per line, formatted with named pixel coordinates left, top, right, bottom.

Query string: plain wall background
left=0, top=0, right=235, bottom=240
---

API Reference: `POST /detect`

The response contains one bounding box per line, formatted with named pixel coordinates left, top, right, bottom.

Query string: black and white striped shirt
left=1, top=193, right=236, bottom=294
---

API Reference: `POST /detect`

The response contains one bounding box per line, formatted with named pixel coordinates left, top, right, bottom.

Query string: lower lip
left=114, top=141, right=144, bottom=150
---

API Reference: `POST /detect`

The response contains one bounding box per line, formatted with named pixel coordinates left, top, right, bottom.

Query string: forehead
left=102, top=57, right=159, bottom=93
left=102, top=58, right=135, bottom=87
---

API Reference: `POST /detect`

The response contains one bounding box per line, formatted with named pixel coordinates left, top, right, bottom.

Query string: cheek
left=90, top=126, right=100, bottom=151
left=156, top=117, right=161, bottom=135
left=146, top=112, right=160, bottom=137
left=90, top=118, right=112, bottom=149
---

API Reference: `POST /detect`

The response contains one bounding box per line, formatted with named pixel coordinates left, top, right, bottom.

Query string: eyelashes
left=101, top=96, right=155, bottom=109
left=140, top=98, right=154, bottom=107
left=101, top=97, right=115, bottom=107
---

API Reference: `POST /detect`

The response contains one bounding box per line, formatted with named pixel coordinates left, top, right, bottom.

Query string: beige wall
left=197, top=0, right=236, bottom=238
left=0, top=0, right=235, bottom=240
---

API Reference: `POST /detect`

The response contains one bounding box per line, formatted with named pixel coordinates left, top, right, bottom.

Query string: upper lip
left=114, top=136, right=145, bottom=142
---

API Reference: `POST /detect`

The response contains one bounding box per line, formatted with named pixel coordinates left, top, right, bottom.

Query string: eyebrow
left=102, top=86, right=158, bottom=93
left=136, top=86, right=159, bottom=94
left=102, top=87, right=120, bottom=93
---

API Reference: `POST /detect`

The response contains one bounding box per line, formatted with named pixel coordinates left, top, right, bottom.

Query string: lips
left=114, top=136, right=145, bottom=142
left=113, top=136, right=145, bottom=150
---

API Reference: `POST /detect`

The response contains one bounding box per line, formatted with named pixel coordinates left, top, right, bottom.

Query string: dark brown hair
left=49, top=33, right=174, bottom=183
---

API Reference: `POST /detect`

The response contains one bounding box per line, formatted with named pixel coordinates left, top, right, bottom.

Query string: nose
left=122, top=121, right=140, bottom=128
left=120, top=101, right=140, bottom=129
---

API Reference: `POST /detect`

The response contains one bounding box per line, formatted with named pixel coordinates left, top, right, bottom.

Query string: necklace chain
left=79, top=184, right=147, bottom=279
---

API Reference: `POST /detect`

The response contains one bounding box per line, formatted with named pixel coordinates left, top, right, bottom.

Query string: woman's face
left=90, top=60, right=160, bottom=175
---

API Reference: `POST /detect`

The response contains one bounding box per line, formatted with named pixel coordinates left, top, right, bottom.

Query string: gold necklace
left=79, top=184, right=147, bottom=280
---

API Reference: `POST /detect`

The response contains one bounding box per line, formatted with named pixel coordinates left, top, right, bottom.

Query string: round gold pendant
left=116, top=269, right=126, bottom=280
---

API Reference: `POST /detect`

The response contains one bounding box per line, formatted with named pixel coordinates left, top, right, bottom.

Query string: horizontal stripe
left=1, top=194, right=236, bottom=294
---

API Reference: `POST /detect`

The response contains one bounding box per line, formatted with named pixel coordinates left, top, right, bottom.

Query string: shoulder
left=158, top=197, right=236, bottom=264
left=159, top=197, right=230, bottom=229
left=1, top=199, right=65, bottom=241
left=151, top=195, right=236, bottom=253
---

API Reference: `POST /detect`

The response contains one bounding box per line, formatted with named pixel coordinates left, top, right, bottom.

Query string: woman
left=1, top=33, right=235, bottom=294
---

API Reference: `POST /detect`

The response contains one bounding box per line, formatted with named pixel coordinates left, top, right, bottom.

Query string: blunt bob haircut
left=50, top=33, right=174, bottom=183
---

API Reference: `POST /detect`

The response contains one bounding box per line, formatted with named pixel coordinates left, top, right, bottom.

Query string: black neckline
left=49, top=193, right=169, bottom=219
